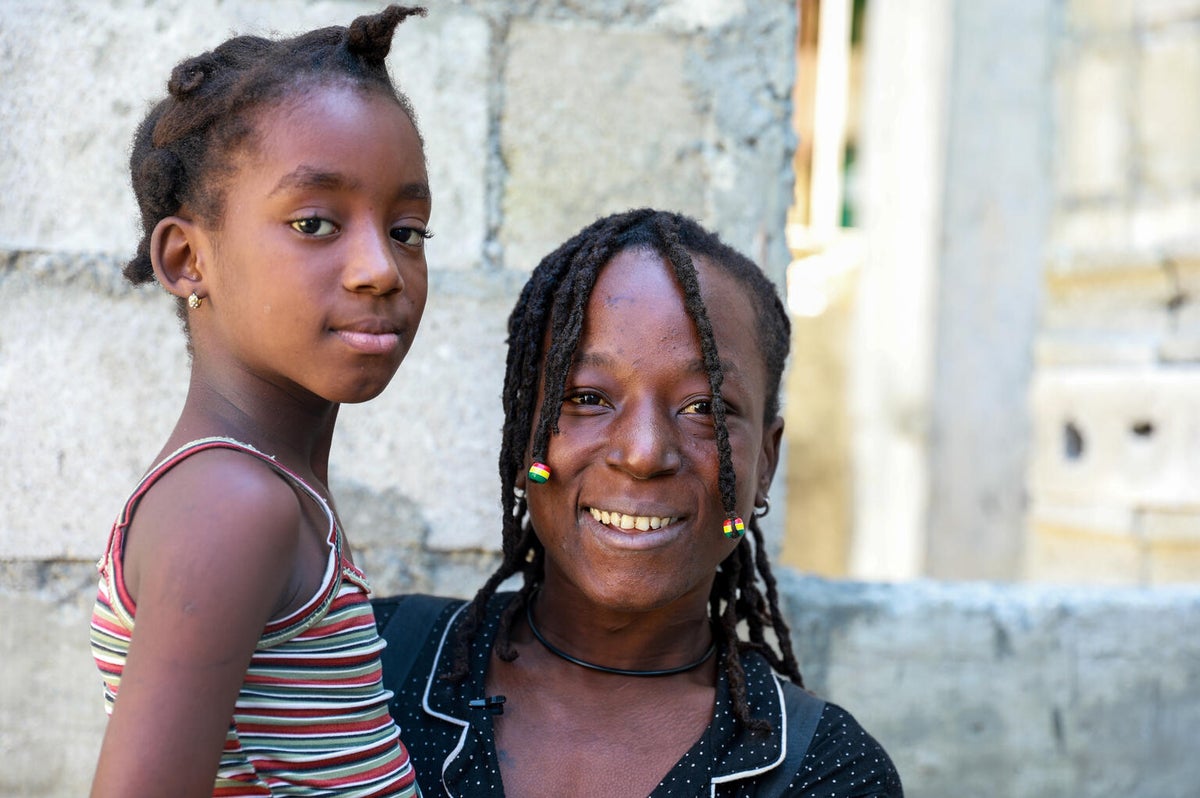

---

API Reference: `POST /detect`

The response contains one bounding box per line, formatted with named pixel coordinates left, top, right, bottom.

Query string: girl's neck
left=168, top=367, right=339, bottom=484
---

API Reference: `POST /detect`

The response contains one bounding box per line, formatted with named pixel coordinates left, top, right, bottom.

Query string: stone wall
left=0, top=0, right=796, bottom=792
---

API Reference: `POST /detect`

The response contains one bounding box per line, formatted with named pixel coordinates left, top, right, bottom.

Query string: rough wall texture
left=0, top=0, right=796, bottom=792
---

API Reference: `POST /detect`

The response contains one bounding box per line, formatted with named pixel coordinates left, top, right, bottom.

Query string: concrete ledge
left=778, top=573, right=1200, bottom=797
left=6, top=562, right=1198, bottom=797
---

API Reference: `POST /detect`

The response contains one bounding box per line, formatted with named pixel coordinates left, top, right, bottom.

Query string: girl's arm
left=90, top=453, right=303, bottom=798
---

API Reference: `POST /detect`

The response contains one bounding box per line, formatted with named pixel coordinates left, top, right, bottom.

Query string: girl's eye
left=392, top=227, right=434, bottom=246
left=290, top=217, right=337, bottom=237
left=681, top=399, right=713, bottom=416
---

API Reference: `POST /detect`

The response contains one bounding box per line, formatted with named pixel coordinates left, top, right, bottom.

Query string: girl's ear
left=149, top=215, right=207, bottom=301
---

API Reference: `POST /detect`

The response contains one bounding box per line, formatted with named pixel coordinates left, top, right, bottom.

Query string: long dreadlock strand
left=651, top=216, right=741, bottom=528
left=750, top=518, right=804, bottom=684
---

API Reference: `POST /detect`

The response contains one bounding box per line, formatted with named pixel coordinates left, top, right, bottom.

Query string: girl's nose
left=344, top=227, right=404, bottom=296
left=606, top=402, right=682, bottom=478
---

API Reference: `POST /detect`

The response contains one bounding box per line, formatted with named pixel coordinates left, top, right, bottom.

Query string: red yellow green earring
left=528, top=462, right=550, bottom=484
left=722, top=517, right=745, bottom=539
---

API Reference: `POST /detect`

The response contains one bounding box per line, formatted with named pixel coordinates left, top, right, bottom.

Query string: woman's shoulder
left=372, top=593, right=467, bottom=639
left=786, top=698, right=904, bottom=797
left=372, top=591, right=515, bottom=645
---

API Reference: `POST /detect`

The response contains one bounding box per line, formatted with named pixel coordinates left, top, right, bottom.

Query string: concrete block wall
left=0, top=0, right=796, bottom=561
left=0, top=0, right=798, bottom=792
left=1030, top=0, right=1200, bottom=583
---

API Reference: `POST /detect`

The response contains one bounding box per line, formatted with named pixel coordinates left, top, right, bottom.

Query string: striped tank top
left=90, top=437, right=421, bottom=797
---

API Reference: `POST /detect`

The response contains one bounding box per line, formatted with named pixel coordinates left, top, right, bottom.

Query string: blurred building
left=782, top=0, right=1200, bottom=586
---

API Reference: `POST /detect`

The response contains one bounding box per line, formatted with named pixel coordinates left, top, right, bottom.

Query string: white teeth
left=588, top=508, right=676, bottom=531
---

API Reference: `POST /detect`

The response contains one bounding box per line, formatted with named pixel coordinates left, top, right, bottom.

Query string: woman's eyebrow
left=572, top=351, right=737, bottom=377
left=689, top=357, right=738, bottom=376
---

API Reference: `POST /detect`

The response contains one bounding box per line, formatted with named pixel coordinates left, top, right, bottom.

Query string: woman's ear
left=149, top=215, right=207, bottom=301
left=757, top=416, right=785, bottom=502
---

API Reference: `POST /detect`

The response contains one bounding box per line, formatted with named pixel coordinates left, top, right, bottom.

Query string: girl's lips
left=334, top=329, right=401, bottom=354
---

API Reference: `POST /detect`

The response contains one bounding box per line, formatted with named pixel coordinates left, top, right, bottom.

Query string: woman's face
left=526, top=246, right=783, bottom=614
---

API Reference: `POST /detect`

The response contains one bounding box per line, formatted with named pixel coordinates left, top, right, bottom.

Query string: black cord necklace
left=525, top=591, right=716, bottom=678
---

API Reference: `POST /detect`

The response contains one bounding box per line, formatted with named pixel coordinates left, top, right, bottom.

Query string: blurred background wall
left=783, top=0, right=1200, bottom=587
left=1, top=1, right=1198, bottom=796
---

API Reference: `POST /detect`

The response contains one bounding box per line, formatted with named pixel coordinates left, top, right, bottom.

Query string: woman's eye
left=392, top=227, right=433, bottom=246
left=682, top=399, right=713, bottom=416
left=568, top=392, right=606, bottom=407
left=290, top=217, right=337, bottom=237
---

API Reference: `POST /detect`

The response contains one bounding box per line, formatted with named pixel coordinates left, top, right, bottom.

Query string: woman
left=376, top=209, right=903, bottom=796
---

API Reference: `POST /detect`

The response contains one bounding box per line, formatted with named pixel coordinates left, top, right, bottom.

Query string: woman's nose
left=606, top=402, right=682, bottom=478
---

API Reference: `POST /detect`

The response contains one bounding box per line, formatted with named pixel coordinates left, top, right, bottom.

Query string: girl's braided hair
left=124, top=5, right=426, bottom=298
left=450, top=208, right=801, bottom=731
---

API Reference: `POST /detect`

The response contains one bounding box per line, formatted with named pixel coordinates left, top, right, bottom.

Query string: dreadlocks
left=449, top=208, right=800, bottom=731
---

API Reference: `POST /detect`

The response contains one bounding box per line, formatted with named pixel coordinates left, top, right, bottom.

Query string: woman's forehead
left=575, top=249, right=764, bottom=371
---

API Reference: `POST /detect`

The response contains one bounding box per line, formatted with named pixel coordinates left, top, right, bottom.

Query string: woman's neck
left=525, top=578, right=716, bottom=677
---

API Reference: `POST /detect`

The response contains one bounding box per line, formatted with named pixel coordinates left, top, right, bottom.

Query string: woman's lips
left=586, top=506, right=679, bottom=531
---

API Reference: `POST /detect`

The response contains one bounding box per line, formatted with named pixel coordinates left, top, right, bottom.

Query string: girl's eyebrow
left=270, top=165, right=354, bottom=195
left=269, top=165, right=431, bottom=200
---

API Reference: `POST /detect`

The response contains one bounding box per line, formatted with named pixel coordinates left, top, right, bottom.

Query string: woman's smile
left=585, top=506, right=679, bottom=531
left=580, top=503, right=689, bottom=551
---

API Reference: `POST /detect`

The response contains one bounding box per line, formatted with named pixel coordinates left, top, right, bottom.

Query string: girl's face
left=194, top=82, right=431, bottom=407
left=527, top=247, right=783, bottom=614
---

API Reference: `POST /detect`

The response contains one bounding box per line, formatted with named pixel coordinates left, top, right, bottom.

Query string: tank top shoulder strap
left=98, top=437, right=345, bottom=631
left=115, top=436, right=337, bottom=534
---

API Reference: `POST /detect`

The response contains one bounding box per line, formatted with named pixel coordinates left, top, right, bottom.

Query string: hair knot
left=168, top=55, right=216, bottom=97
left=345, top=5, right=426, bottom=64
left=136, top=147, right=186, bottom=218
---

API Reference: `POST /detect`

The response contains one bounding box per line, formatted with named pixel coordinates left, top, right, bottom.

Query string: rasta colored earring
left=187, top=292, right=203, bottom=310
left=527, top=462, right=550, bottom=484
left=723, top=516, right=746, bottom=539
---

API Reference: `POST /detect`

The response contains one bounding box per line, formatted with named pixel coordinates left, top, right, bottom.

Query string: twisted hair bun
left=346, top=5, right=427, bottom=64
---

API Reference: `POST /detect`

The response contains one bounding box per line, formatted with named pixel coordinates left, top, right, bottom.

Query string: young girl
left=88, top=7, right=431, bottom=796
left=375, top=209, right=903, bottom=796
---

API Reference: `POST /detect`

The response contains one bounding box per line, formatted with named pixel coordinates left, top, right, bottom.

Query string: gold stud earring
left=187, top=292, right=203, bottom=310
